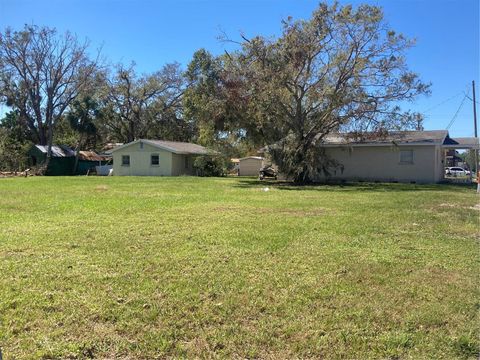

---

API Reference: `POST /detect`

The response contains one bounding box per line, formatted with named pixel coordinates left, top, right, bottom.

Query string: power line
left=445, top=92, right=469, bottom=130
left=423, top=91, right=464, bottom=114
left=465, top=93, right=480, bottom=105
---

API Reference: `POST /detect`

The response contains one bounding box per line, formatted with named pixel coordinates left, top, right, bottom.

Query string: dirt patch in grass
left=213, top=205, right=325, bottom=217
left=469, top=204, right=480, bottom=211
left=431, top=203, right=480, bottom=212
left=214, top=205, right=243, bottom=212
left=95, top=185, right=109, bottom=192
left=0, top=200, right=28, bottom=212
left=1, top=248, right=32, bottom=258
left=256, top=207, right=325, bottom=217
left=438, top=203, right=461, bottom=208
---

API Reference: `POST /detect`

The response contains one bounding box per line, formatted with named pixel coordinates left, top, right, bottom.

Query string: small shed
left=238, top=156, right=264, bottom=176
left=28, top=145, right=109, bottom=175
left=28, top=145, right=75, bottom=176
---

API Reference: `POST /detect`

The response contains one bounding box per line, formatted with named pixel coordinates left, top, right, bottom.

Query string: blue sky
left=0, top=0, right=478, bottom=137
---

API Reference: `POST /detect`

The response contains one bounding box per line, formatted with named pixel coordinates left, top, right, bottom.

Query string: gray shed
left=238, top=156, right=264, bottom=176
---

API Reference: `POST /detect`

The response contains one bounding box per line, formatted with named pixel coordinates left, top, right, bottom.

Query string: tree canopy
left=0, top=3, right=432, bottom=177
left=0, top=25, right=100, bottom=152
left=101, top=63, right=190, bottom=143
left=216, top=2, right=430, bottom=182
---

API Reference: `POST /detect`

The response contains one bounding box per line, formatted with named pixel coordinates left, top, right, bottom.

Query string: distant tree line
left=0, top=2, right=429, bottom=181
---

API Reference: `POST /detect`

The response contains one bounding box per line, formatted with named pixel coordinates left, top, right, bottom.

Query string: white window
left=122, top=155, right=130, bottom=166
left=151, top=154, right=159, bottom=166
left=400, top=150, right=414, bottom=164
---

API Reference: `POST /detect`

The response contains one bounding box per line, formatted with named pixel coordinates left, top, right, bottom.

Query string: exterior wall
left=239, top=157, right=264, bottom=176
left=46, top=158, right=75, bottom=176
left=28, top=146, right=46, bottom=166
left=112, top=142, right=173, bottom=176
left=171, top=154, right=196, bottom=176
left=317, top=145, right=440, bottom=183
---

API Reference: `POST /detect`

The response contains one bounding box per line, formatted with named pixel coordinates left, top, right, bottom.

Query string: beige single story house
left=314, top=130, right=479, bottom=183
left=110, top=139, right=211, bottom=176
left=239, top=156, right=264, bottom=176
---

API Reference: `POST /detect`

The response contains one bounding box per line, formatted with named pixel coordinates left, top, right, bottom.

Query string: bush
left=193, top=155, right=227, bottom=177
left=0, top=128, right=30, bottom=172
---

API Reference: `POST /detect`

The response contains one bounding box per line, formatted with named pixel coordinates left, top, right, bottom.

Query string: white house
left=109, top=139, right=211, bottom=176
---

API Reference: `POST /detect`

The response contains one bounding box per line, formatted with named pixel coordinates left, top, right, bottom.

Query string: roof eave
left=109, top=139, right=213, bottom=155
left=141, top=139, right=182, bottom=153
left=320, top=141, right=442, bottom=147
left=108, top=139, right=180, bottom=154
left=109, top=140, right=141, bottom=153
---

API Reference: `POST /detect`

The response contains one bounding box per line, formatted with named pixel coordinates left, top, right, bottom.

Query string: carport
left=442, top=136, right=479, bottom=182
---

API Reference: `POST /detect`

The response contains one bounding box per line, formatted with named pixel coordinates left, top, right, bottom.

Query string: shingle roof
left=321, top=130, right=449, bottom=146
left=35, top=145, right=75, bottom=157
left=109, top=140, right=214, bottom=155
left=146, top=140, right=211, bottom=155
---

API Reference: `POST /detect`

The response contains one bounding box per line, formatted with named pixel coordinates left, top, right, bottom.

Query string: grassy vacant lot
left=0, top=177, right=479, bottom=359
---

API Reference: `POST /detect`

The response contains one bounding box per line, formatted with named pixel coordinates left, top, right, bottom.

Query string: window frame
left=151, top=154, right=160, bottom=166
left=399, top=149, right=414, bottom=165
left=121, top=155, right=130, bottom=166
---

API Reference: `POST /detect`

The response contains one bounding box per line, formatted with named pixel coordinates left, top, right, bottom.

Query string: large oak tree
left=101, top=63, right=190, bottom=143
left=0, top=25, right=100, bottom=165
left=222, top=2, right=430, bottom=182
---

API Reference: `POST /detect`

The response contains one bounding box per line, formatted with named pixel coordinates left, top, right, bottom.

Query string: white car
left=445, top=167, right=471, bottom=176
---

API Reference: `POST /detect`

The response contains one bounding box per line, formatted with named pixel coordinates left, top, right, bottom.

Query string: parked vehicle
left=445, top=167, right=471, bottom=176
left=259, top=165, right=277, bottom=180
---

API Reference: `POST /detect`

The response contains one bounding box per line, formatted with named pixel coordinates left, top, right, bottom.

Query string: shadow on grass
left=232, top=178, right=477, bottom=192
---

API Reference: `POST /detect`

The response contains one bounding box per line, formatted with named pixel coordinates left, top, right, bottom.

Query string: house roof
left=321, top=130, right=449, bottom=146
left=258, top=130, right=478, bottom=153
left=34, top=145, right=75, bottom=157
left=109, top=139, right=213, bottom=155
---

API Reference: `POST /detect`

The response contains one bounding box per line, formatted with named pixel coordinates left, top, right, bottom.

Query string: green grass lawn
left=0, top=177, right=479, bottom=359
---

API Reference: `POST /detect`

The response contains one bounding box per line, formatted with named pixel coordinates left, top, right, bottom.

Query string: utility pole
left=473, top=81, right=478, bottom=183
left=474, top=80, right=478, bottom=138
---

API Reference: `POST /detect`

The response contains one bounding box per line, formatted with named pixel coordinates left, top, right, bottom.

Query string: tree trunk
left=44, top=121, right=54, bottom=174
left=128, top=120, right=135, bottom=142
left=37, top=121, right=47, bottom=145
left=293, top=141, right=313, bottom=184
left=72, top=135, right=83, bottom=175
